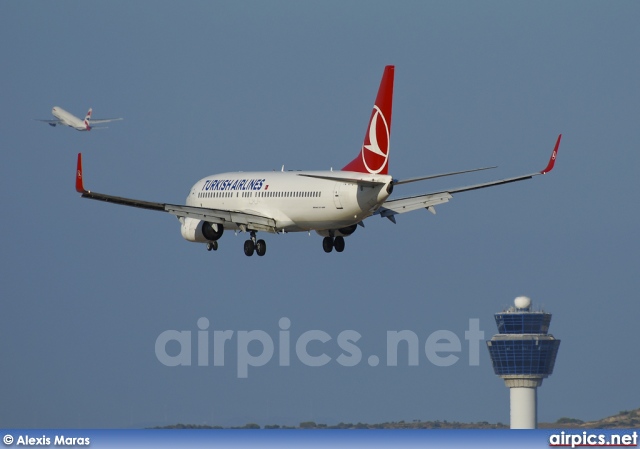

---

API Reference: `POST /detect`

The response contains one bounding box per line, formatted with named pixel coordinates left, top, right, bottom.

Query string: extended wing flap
left=376, top=193, right=452, bottom=217
left=164, top=205, right=277, bottom=232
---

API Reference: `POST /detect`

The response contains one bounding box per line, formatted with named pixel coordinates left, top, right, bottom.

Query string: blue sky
left=1, top=1, right=639, bottom=428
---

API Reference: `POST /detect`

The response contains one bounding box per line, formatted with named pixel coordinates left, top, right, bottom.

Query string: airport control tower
left=486, top=296, right=560, bottom=429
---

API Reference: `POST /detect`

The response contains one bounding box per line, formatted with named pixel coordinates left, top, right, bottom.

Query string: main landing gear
left=207, top=232, right=348, bottom=256
left=206, top=231, right=267, bottom=256
left=244, top=231, right=266, bottom=257
left=322, top=236, right=345, bottom=253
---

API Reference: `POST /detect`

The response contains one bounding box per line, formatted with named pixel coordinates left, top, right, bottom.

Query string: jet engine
left=180, top=217, right=224, bottom=242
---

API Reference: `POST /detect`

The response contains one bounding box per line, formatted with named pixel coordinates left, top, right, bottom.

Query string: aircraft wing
left=89, top=117, right=123, bottom=124
left=375, top=134, right=561, bottom=222
left=36, top=119, right=63, bottom=125
left=392, top=166, right=496, bottom=185
left=75, top=153, right=277, bottom=233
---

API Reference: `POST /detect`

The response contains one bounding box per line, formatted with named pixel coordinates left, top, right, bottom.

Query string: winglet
left=541, top=134, right=562, bottom=174
left=76, top=153, right=86, bottom=193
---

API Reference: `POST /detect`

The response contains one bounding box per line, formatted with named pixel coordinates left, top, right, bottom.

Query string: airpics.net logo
left=155, top=318, right=485, bottom=378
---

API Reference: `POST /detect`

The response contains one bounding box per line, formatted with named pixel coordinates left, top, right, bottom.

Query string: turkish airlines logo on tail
left=361, top=105, right=389, bottom=174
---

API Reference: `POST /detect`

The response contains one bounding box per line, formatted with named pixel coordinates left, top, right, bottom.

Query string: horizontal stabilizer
left=297, top=173, right=386, bottom=187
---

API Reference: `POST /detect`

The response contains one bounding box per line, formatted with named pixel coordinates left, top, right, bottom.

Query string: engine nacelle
left=180, top=218, right=224, bottom=243
left=315, top=224, right=358, bottom=238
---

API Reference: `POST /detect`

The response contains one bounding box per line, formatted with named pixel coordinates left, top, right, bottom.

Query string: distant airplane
left=75, top=65, right=561, bottom=256
left=38, top=106, right=122, bottom=131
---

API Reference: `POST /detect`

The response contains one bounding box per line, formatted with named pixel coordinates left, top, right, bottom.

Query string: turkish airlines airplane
left=38, top=106, right=123, bottom=131
left=75, top=66, right=561, bottom=256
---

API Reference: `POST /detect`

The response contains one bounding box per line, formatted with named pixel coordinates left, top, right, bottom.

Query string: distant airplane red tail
left=84, top=108, right=92, bottom=131
left=342, top=65, right=394, bottom=175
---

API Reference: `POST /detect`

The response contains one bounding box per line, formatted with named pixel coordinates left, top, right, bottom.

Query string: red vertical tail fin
left=84, top=108, right=92, bottom=130
left=342, top=65, right=394, bottom=175
left=76, top=153, right=86, bottom=193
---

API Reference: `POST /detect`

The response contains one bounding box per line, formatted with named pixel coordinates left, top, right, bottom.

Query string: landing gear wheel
left=244, top=239, right=255, bottom=256
left=256, top=239, right=266, bottom=256
left=206, top=241, right=218, bottom=251
left=334, top=236, right=345, bottom=252
left=322, top=236, right=334, bottom=253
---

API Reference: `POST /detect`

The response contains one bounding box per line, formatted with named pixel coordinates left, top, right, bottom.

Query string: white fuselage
left=52, top=107, right=88, bottom=130
left=185, top=170, right=393, bottom=233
